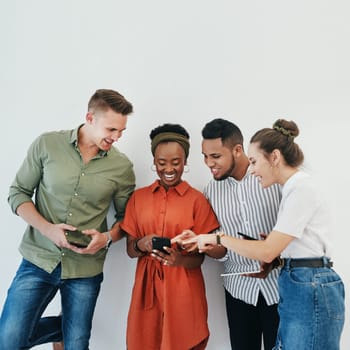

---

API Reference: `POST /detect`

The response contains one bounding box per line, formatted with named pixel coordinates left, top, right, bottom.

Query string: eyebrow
left=202, top=152, right=220, bottom=156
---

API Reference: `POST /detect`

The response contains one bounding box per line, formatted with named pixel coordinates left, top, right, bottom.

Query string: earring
left=184, top=165, right=189, bottom=173
left=151, top=164, right=156, bottom=172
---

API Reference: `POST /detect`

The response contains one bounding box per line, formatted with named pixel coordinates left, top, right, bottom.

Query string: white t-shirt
left=274, top=171, right=333, bottom=258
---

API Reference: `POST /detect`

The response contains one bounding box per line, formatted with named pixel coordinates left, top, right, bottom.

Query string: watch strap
left=104, top=231, right=113, bottom=249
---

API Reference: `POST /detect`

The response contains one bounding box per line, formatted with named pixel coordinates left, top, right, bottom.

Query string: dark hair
left=150, top=123, right=190, bottom=159
left=250, top=118, right=304, bottom=167
left=88, top=89, right=133, bottom=115
left=202, top=118, right=243, bottom=149
left=150, top=123, right=190, bottom=140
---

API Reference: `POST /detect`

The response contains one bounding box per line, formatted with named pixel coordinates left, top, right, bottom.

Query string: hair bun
left=273, top=119, right=299, bottom=139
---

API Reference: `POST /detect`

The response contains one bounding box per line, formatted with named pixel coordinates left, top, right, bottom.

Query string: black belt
left=281, top=257, right=333, bottom=268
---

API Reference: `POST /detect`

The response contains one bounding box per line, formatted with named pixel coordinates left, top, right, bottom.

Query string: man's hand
left=243, top=261, right=274, bottom=279
left=67, top=229, right=109, bottom=255
left=43, top=223, right=78, bottom=248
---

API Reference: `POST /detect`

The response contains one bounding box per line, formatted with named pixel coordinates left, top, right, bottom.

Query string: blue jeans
left=273, top=261, right=345, bottom=350
left=0, top=259, right=103, bottom=350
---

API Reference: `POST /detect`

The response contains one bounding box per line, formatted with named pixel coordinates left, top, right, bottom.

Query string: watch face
left=104, top=231, right=112, bottom=249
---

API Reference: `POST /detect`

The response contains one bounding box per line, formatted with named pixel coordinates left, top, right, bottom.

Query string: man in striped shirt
left=201, top=118, right=281, bottom=350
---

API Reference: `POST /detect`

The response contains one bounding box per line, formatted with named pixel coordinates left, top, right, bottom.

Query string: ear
left=232, top=144, right=244, bottom=157
left=86, top=112, right=94, bottom=124
left=271, top=149, right=281, bottom=166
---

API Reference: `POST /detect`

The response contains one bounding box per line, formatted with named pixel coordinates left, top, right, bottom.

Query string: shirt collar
left=70, top=124, right=108, bottom=158
left=151, top=180, right=189, bottom=196
left=69, top=125, right=82, bottom=145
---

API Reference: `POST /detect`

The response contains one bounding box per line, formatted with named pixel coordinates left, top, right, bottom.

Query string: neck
left=279, top=167, right=299, bottom=185
left=77, top=126, right=100, bottom=163
left=231, top=155, right=250, bottom=181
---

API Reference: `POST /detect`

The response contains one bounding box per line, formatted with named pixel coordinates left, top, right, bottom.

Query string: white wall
left=1, top=1, right=349, bottom=349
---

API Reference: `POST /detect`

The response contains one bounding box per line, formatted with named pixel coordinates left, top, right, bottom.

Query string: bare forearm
left=219, top=231, right=293, bottom=263
left=109, top=222, right=125, bottom=243
left=205, top=245, right=227, bottom=259
left=16, top=202, right=52, bottom=236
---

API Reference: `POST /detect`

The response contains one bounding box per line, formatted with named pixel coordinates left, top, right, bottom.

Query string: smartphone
left=152, top=237, right=171, bottom=254
left=65, top=230, right=92, bottom=248
left=237, top=232, right=257, bottom=241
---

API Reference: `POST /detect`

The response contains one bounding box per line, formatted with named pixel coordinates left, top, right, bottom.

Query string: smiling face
left=86, top=108, right=128, bottom=152
left=248, top=142, right=275, bottom=188
left=154, top=141, right=186, bottom=189
left=201, top=138, right=236, bottom=180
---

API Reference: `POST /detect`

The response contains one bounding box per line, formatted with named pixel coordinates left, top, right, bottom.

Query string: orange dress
left=121, top=180, right=219, bottom=350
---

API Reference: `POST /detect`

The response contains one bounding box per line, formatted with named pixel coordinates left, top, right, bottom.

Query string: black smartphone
left=152, top=237, right=171, bottom=254
left=237, top=232, right=257, bottom=241
left=65, top=230, right=92, bottom=248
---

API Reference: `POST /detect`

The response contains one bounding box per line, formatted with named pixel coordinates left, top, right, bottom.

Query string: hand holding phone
left=66, top=230, right=92, bottom=248
left=152, top=237, right=171, bottom=254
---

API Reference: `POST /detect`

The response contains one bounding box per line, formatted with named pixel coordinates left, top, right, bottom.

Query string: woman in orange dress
left=120, top=123, right=220, bottom=350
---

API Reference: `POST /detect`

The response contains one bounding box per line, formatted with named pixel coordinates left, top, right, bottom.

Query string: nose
left=164, top=164, right=175, bottom=172
left=205, top=158, right=215, bottom=168
left=112, top=130, right=123, bottom=142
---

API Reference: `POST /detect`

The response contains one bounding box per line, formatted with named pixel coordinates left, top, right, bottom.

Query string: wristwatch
left=104, top=231, right=113, bottom=249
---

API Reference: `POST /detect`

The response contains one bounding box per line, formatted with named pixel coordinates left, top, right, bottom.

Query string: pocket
left=321, top=278, right=345, bottom=320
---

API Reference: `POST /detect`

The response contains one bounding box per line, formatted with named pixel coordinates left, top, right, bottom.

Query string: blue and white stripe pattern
left=204, top=173, right=281, bottom=306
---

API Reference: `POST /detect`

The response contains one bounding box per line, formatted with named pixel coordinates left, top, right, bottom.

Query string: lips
left=104, top=139, right=113, bottom=145
left=164, top=173, right=176, bottom=181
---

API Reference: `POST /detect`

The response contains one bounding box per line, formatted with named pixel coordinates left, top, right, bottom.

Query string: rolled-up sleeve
left=8, top=136, right=43, bottom=214
left=112, top=157, right=136, bottom=223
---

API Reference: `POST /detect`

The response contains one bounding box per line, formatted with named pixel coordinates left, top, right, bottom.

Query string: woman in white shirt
left=180, top=119, right=345, bottom=350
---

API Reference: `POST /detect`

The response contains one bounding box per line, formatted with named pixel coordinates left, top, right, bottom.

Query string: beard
left=214, top=159, right=236, bottom=181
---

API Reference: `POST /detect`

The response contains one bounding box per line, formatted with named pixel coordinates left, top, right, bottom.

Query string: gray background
left=1, top=1, right=349, bottom=349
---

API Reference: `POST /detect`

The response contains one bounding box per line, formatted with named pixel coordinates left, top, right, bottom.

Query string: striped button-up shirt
left=204, top=171, right=281, bottom=306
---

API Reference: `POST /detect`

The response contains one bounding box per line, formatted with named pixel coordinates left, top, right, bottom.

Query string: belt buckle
left=273, top=257, right=284, bottom=268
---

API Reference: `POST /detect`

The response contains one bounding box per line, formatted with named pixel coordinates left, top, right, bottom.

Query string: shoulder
left=204, top=178, right=228, bottom=192
left=40, top=129, right=72, bottom=140
left=28, top=129, right=72, bottom=152
left=283, top=172, right=324, bottom=205
left=133, top=182, right=155, bottom=195
left=108, top=147, right=133, bottom=166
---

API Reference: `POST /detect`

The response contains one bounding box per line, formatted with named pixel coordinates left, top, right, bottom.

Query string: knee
left=0, top=320, right=25, bottom=349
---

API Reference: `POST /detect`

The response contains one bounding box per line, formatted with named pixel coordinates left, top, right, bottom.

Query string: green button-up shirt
left=8, top=126, right=135, bottom=279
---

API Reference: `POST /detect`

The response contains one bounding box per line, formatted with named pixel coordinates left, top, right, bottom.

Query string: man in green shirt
left=0, top=89, right=135, bottom=350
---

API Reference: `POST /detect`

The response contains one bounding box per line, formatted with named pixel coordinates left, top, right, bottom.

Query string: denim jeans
left=0, top=259, right=103, bottom=350
left=273, top=260, right=345, bottom=350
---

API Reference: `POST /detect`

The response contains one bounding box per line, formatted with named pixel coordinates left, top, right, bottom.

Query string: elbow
left=263, top=255, right=275, bottom=264
left=261, top=247, right=279, bottom=263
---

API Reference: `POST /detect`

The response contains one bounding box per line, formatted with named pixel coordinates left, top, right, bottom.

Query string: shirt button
left=81, top=173, right=85, bottom=176
left=62, top=253, right=65, bottom=256
left=69, top=213, right=72, bottom=217
left=74, top=193, right=78, bottom=196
